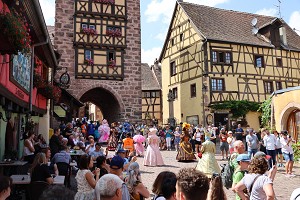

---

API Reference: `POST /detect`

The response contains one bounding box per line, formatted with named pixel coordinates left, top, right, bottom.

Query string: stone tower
left=54, top=0, right=142, bottom=123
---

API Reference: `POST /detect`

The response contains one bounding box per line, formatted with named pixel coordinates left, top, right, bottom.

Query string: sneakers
left=289, top=173, right=296, bottom=177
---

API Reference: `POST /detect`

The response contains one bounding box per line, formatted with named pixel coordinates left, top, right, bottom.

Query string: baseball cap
left=117, top=148, right=126, bottom=153
left=110, top=155, right=124, bottom=169
left=236, top=154, right=251, bottom=162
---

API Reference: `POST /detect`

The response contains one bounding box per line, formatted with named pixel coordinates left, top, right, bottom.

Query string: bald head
left=233, top=140, right=245, bottom=154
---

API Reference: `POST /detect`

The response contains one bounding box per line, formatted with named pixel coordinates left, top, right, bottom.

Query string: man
left=116, top=149, right=137, bottom=170
left=109, top=155, right=130, bottom=200
left=176, top=168, right=209, bottom=200
left=95, top=174, right=123, bottom=200
left=51, top=145, right=72, bottom=164
left=89, top=143, right=107, bottom=160
left=230, top=140, right=245, bottom=171
left=219, top=128, right=229, bottom=160
left=235, top=124, right=244, bottom=141
left=246, top=128, right=259, bottom=158
left=232, top=154, right=250, bottom=200
left=49, top=128, right=62, bottom=158
left=263, top=129, right=277, bottom=168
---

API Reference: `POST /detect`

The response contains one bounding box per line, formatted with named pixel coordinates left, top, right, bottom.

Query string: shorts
left=283, top=152, right=294, bottom=162
left=195, top=140, right=201, bottom=145
left=275, top=148, right=282, bottom=155
left=220, top=142, right=229, bottom=151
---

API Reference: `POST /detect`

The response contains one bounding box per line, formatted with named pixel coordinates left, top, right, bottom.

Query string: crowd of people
left=1, top=117, right=299, bottom=200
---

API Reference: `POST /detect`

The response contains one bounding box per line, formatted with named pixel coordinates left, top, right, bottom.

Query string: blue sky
left=40, top=0, right=300, bottom=65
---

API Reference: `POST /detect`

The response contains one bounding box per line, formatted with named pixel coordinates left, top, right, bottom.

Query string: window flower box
left=106, top=28, right=122, bottom=37
left=38, top=83, right=61, bottom=103
left=81, top=28, right=97, bottom=37
left=108, top=59, right=116, bottom=68
left=84, top=58, right=94, bottom=66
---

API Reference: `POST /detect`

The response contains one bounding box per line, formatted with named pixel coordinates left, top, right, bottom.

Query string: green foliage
left=292, top=142, right=300, bottom=162
left=210, top=100, right=261, bottom=118
left=258, top=97, right=272, bottom=127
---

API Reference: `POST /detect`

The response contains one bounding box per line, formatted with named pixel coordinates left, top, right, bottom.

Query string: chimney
left=279, top=26, right=287, bottom=46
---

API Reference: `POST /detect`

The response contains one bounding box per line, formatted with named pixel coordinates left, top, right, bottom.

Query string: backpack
left=221, top=159, right=235, bottom=189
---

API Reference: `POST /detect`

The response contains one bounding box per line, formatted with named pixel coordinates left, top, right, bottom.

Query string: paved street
left=133, top=149, right=300, bottom=200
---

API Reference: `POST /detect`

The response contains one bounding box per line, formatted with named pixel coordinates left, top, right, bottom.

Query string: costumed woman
left=196, top=137, right=221, bottom=178
left=107, top=122, right=118, bottom=151
left=133, top=134, right=145, bottom=157
left=176, top=123, right=196, bottom=161
left=98, top=119, right=110, bottom=143
left=143, top=128, right=164, bottom=166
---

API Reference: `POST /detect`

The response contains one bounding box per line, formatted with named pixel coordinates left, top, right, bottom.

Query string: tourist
left=173, top=127, right=181, bottom=152
left=125, top=162, right=150, bottom=199
left=144, top=128, right=164, bottom=166
left=42, top=147, right=58, bottom=175
left=176, top=168, right=209, bottom=200
left=89, top=143, right=106, bottom=160
left=246, top=128, right=259, bottom=158
left=95, top=174, right=123, bottom=200
left=62, top=122, right=73, bottom=138
left=274, top=130, right=284, bottom=167
left=96, top=155, right=109, bottom=177
left=280, top=131, right=296, bottom=177
left=193, top=128, right=202, bottom=153
left=196, top=138, right=220, bottom=178
left=152, top=171, right=176, bottom=200
left=235, top=124, right=244, bottom=141
left=23, top=131, right=35, bottom=164
left=40, top=185, right=75, bottom=199
left=165, top=125, right=173, bottom=151
left=0, top=175, right=12, bottom=200
left=235, top=156, right=276, bottom=200
left=263, top=129, right=277, bottom=168
left=207, top=173, right=227, bottom=200
left=85, top=136, right=96, bottom=154
left=219, top=128, right=229, bottom=160
left=30, top=152, right=54, bottom=184
left=49, top=128, right=62, bottom=158
left=227, top=131, right=235, bottom=155
left=230, top=140, right=245, bottom=171
left=75, top=155, right=100, bottom=200
left=176, top=123, right=196, bottom=161
left=160, top=175, right=177, bottom=200
left=51, top=145, right=72, bottom=165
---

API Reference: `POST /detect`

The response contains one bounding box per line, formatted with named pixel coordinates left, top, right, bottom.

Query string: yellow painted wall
left=245, top=111, right=261, bottom=131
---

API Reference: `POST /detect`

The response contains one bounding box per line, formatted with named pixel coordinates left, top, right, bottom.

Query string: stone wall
left=55, top=0, right=142, bottom=123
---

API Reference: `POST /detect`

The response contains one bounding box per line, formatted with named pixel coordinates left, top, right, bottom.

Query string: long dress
left=107, top=129, right=118, bottom=151
left=134, top=142, right=145, bottom=156
left=74, top=169, right=95, bottom=200
left=143, top=134, right=164, bottom=166
left=98, top=120, right=110, bottom=143
left=176, top=133, right=196, bottom=161
left=196, top=140, right=221, bottom=178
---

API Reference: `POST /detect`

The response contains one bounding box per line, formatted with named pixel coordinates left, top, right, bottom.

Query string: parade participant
left=133, top=134, right=145, bottom=157
left=144, top=128, right=164, bottom=166
left=98, top=119, right=111, bottom=143
left=123, top=133, right=135, bottom=153
left=176, top=123, right=196, bottom=162
left=107, top=123, right=119, bottom=151
left=196, top=138, right=220, bottom=178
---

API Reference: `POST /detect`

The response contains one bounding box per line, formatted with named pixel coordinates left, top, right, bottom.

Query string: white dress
left=75, top=169, right=95, bottom=200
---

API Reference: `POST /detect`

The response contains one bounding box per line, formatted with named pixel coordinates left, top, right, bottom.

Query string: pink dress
left=98, top=120, right=110, bottom=143
left=143, top=134, right=164, bottom=166
left=134, top=142, right=145, bottom=156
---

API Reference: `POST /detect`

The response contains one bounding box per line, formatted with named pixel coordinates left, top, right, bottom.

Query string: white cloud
left=142, top=47, right=162, bottom=65
left=255, top=8, right=277, bottom=17
left=289, top=11, right=300, bottom=36
left=144, top=0, right=229, bottom=24
left=39, top=0, right=55, bottom=25
left=155, top=28, right=168, bottom=41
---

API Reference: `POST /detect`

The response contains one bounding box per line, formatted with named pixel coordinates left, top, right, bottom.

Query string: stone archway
left=79, top=87, right=124, bottom=123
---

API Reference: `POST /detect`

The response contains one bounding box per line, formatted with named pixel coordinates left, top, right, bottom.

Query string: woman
left=30, top=152, right=54, bottom=184
left=95, top=155, right=109, bottom=178
left=125, top=162, right=150, bottom=200
left=143, top=128, right=164, bottom=166
left=98, top=119, right=110, bottom=143
left=274, top=131, right=283, bottom=167
left=0, top=175, right=12, bottom=200
left=165, top=125, right=173, bottom=151
left=207, top=173, right=227, bottom=200
left=152, top=171, right=176, bottom=200
left=193, top=128, right=202, bottom=153
left=41, top=148, right=58, bottom=175
left=235, top=157, right=276, bottom=200
left=176, top=123, right=196, bottom=161
left=227, top=131, right=235, bottom=155
left=75, top=155, right=100, bottom=200
left=196, top=138, right=220, bottom=178
left=23, top=131, right=35, bottom=164
left=173, top=127, right=181, bottom=152
left=280, top=131, right=295, bottom=177
left=107, top=124, right=118, bottom=151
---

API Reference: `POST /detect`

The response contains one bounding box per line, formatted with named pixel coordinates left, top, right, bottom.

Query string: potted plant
left=82, top=27, right=97, bottom=37
left=84, top=58, right=94, bottom=66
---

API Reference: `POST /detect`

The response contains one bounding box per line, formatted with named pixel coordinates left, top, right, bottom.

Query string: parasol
left=133, top=134, right=145, bottom=143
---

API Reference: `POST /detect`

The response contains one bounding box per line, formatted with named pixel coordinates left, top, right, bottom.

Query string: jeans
left=248, top=149, right=258, bottom=158
left=266, top=149, right=276, bottom=168
left=166, top=137, right=172, bottom=148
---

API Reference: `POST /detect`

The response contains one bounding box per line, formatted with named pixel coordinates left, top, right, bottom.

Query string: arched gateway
left=54, top=0, right=142, bottom=123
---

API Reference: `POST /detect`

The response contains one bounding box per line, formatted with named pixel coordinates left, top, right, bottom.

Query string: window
left=108, top=52, right=115, bottom=61
left=180, top=33, right=184, bottom=42
left=212, top=50, right=232, bottom=64
left=85, top=50, right=92, bottom=60
left=264, top=81, right=274, bottom=94
left=81, top=23, right=88, bottom=29
left=171, top=38, right=175, bottom=46
left=211, top=78, right=224, bottom=91
left=255, top=55, right=264, bottom=68
left=89, top=24, right=95, bottom=30
left=190, top=84, right=196, bottom=98
left=276, top=58, right=283, bottom=67
left=276, top=81, right=282, bottom=90
left=172, top=87, right=178, bottom=99
left=170, top=61, right=176, bottom=76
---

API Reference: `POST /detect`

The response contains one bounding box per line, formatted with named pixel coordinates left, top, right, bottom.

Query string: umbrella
left=133, top=134, right=145, bottom=143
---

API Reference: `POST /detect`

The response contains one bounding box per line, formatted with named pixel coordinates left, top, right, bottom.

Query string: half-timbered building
left=159, top=1, right=300, bottom=129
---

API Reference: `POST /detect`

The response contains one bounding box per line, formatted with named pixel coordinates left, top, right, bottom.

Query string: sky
left=40, top=0, right=300, bottom=66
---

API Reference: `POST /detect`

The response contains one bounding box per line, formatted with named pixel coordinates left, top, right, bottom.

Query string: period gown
left=107, top=126, right=118, bottom=151
left=176, top=130, right=196, bottom=161
left=196, top=140, right=221, bottom=178
left=143, top=128, right=164, bottom=166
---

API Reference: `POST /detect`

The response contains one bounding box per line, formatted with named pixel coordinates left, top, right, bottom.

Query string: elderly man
left=246, top=128, right=259, bottom=158
left=95, top=174, right=123, bottom=200
left=230, top=140, right=245, bottom=171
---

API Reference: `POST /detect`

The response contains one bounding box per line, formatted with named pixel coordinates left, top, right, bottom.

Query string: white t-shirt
left=280, top=137, right=294, bottom=154
left=241, top=174, right=273, bottom=200
left=263, top=134, right=276, bottom=150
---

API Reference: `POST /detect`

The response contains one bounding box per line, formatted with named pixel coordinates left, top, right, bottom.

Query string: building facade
left=159, top=1, right=300, bottom=129
left=54, top=0, right=142, bottom=124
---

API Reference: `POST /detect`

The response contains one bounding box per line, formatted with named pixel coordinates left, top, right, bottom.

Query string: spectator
left=0, top=175, right=12, bottom=200
left=274, top=130, right=284, bottom=167
left=173, top=127, right=181, bottom=152
left=95, top=174, right=123, bottom=200
left=67, top=135, right=76, bottom=148
left=75, top=155, right=100, bottom=200
left=85, top=137, right=96, bottom=154
left=50, top=128, right=62, bottom=158
left=89, top=143, right=107, bottom=160
left=51, top=145, right=72, bottom=165
left=246, top=128, right=259, bottom=158
left=219, top=128, right=229, bottom=160
left=230, top=140, right=245, bottom=171
left=39, top=185, right=75, bottom=200
left=23, top=131, right=35, bottom=164
left=152, top=171, right=176, bottom=200
left=280, top=131, right=296, bottom=177
left=176, top=168, right=209, bottom=200
left=207, top=173, right=227, bottom=200
left=263, top=129, right=277, bottom=168
left=235, top=156, right=276, bottom=200
left=193, top=128, right=202, bottom=153
left=62, top=122, right=73, bottom=139
left=160, top=175, right=177, bottom=200
left=227, top=131, right=235, bottom=155
left=165, top=125, right=173, bottom=151
left=96, top=156, right=109, bottom=178
left=30, top=152, right=54, bottom=184
left=235, top=124, right=244, bottom=141
left=125, top=162, right=150, bottom=199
